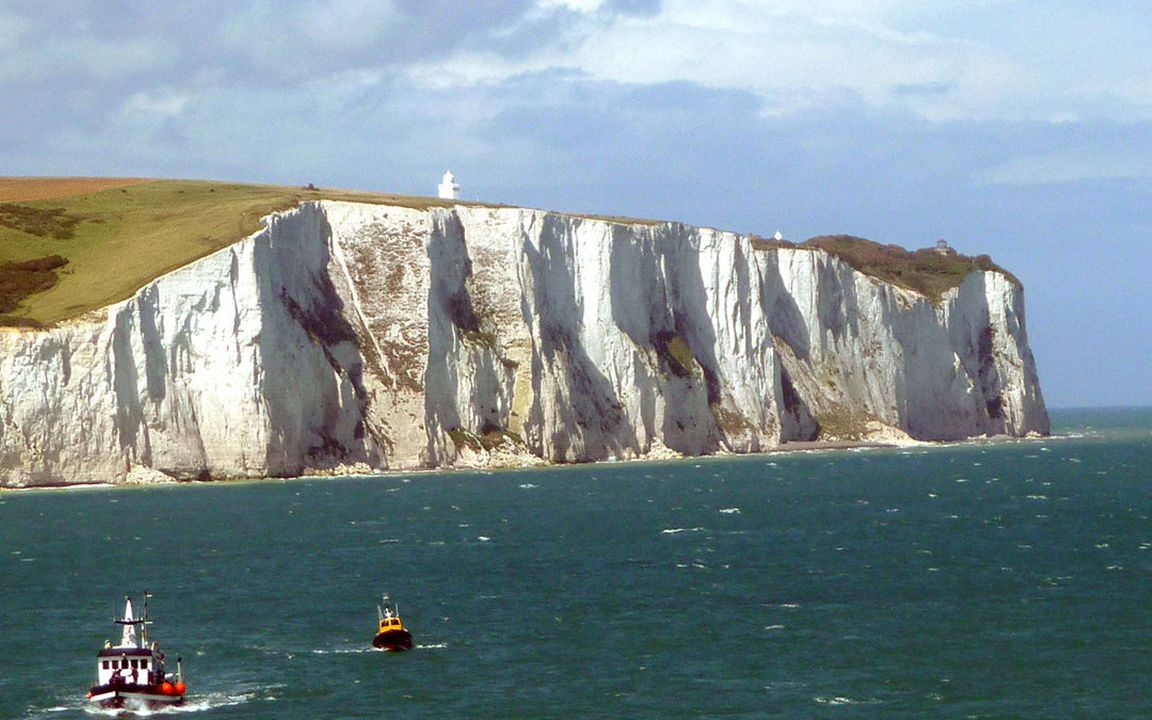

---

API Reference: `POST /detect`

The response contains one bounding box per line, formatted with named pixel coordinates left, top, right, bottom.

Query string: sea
left=1, top=407, right=1150, bottom=719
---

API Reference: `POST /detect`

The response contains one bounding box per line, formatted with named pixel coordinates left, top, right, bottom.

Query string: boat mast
left=141, top=591, right=151, bottom=646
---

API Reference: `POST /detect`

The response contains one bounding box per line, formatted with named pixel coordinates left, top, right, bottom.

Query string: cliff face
left=0, top=202, right=1049, bottom=486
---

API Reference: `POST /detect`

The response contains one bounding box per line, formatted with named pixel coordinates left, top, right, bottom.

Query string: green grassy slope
left=0, top=179, right=476, bottom=327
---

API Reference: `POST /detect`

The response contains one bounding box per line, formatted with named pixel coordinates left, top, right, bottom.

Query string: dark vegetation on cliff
left=805, top=234, right=1020, bottom=300
left=752, top=233, right=1019, bottom=301
left=0, top=255, right=69, bottom=325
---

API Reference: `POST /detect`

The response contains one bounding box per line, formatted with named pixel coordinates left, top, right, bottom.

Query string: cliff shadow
left=644, top=224, right=727, bottom=453
left=110, top=306, right=147, bottom=465
left=424, top=211, right=517, bottom=461
left=520, top=214, right=636, bottom=462
left=757, top=254, right=812, bottom=362
left=254, top=207, right=377, bottom=474
left=756, top=253, right=818, bottom=440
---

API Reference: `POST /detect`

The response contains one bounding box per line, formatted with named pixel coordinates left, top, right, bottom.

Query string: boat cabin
left=96, top=646, right=163, bottom=687
left=95, top=595, right=169, bottom=688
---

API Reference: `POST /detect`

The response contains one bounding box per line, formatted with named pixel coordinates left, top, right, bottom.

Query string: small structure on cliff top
left=437, top=171, right=460, bottom=200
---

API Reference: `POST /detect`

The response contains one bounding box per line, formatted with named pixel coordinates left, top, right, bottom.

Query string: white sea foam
left=718, top=507, right=741, bottom=514
left=661, top=527, right=704, bottom=534
left=813, top=695, right=878, bottom=706
left=311, top=644, right=375, bottom=655
left=60, top=688, right=257, bottom=717
left=168, top=691, right=257, bottom=713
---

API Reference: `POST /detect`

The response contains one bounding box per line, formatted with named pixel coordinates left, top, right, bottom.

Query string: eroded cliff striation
left=0, top=202, right=1048, bottom=486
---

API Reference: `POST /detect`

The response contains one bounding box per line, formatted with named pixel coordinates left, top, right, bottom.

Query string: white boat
left=87, top=593, right=187, bottom=709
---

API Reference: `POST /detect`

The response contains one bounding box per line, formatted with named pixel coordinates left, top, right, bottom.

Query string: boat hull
left=89, top=684, right=184, bottom=709
left=372, top=629, right=414, bottom=652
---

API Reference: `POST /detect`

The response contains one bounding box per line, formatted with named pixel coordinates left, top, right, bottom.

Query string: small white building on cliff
left=437, top=171, right=460, bottom=200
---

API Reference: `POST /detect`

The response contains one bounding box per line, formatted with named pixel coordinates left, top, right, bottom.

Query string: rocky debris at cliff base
left=857, top=421, right=922, bottom=446
left=642, top=438, right=685, bottom=461
left=452, top=435, right=549, bottom=470
left=124, top=465, right=176, bottom=485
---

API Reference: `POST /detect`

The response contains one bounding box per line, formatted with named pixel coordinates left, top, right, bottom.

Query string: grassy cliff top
left=0, top=178, right=1016, bottom=327
left=753, top=233, right=1020, bottom=301
left=0, top=178, right=488, bottom=327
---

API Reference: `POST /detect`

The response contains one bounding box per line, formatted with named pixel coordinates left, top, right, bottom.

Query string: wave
left=813, top=695, right=880, bottom=706
left=313, top=642, right=447, bottom=653
left=660, top=527, right=704, bottom=535
left=311, top=645, right=375, bottom=655
left=29, top=688, right=258, bottom=718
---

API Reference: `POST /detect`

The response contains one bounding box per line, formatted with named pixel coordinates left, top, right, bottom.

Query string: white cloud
left=983, top=148, right=1152, bottom=186
left=0, top=34, right=172, bottom=85
left=122, top=91, right=192, bottom=119
left=444, top=0, right=1152, bottom=123
left=0, top=11, right=24, bottom=52
left=537, top=0, right=607, bottom=11
left=223, top=0, right=398, bottom=62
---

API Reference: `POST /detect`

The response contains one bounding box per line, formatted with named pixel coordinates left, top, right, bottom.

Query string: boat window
left=130, top=659, right=138, bottom=669
left=102, top=660, right=109, bottom=669
left=142, top=659, right=149, bottom=669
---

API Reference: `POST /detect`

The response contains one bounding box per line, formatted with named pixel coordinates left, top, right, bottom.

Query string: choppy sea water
left=2, top=407, right=1150, bottom=719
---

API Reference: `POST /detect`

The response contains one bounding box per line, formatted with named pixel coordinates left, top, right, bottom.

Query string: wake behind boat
left=372, top=594, right=413, bottom=652
left=87, top=592, right=187, bottom=710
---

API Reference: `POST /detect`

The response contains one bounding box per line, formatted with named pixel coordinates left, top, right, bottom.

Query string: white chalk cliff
left=0, top=201, right=1049, bottom=486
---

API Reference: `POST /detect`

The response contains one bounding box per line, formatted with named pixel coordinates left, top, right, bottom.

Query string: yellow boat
left=371, top=594, right=413, bottom=652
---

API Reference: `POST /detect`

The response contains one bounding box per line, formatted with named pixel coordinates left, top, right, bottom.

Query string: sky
left=1, top=0, right=1149, bottom=408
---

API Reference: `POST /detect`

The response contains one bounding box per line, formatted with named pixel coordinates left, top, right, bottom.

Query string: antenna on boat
left=142, top=591, right=152, bottom=645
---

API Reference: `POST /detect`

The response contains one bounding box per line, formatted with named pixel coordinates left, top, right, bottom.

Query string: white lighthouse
left=437, top=170, right=460, bottom=200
